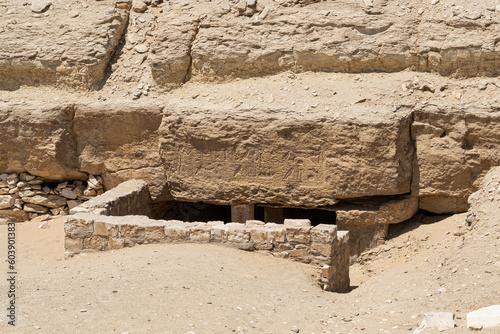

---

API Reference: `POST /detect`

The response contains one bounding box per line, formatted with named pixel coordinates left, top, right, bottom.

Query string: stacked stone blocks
left=64, top=180, right=350, bottom=292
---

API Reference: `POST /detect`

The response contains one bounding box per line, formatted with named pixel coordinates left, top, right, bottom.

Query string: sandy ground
left=0, top=211, right=498, bottom=334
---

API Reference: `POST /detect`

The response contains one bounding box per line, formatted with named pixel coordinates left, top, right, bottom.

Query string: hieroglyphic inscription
left=172, top=146, right=326, bottom=185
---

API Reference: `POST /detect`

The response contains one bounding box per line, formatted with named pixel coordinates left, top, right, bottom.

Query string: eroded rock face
left=74, top=101, right=171, bottom=201
left=159, top=100, right=413, bottom=206
left=0, top=102, right=85, bottom=181
left=1, top=0, right=499, bottom=223
left=151, top=0, right=500, bottom=88
left=412, top=103, right=500, bottom=213
left=0, top=0, right=129, bottom=90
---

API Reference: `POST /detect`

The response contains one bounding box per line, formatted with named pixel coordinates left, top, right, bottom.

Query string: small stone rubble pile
left=0, top=173, right=104, bottom=221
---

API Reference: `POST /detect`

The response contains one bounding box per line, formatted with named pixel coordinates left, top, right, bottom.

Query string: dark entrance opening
left=156, top=201, right=232, bottom=222
left=255, top=205, right=336, bottom=226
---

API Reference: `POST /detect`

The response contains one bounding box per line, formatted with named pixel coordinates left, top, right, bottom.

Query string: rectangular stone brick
left=65, top=237, right=83, bottom=251
left=119, top=224, right=146, bottom=238
left=311, top=243, right=334, bottom=257
left=189, top=226, right=211, bottom=241
left=165, top=225, right=189, bottom=240
left=250, top=228, right=274, bottom=243
left=286, top=227, right=311, bottom=243
left=227, top=226, right=251, bottom=243
left=94, top=221, right=118, bottom=238
left=145, top=226, right=166, bottom=241
left=207, top=220, right=225, bottom=226
left=85, top=236, right=107, bottom=251
left=246, top=220, right=265, bottom=227
left=311, top=224, right=337, bottom=243
left=265, top=223, right=286, bottom=242
left=275, top=243, right=293, bottom=251
left=211, top=225, right=228, bottom=241
left=109, top=237, right=125, bottom=249
left=289, top=246, right=309, bottom=257
left=64, top=216, right=94, bottom=239
left=284, top=219, right=311, bottom=227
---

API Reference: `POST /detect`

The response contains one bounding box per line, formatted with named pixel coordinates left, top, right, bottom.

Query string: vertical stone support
left=264, top=207, right=284, bottom=224
left=231, top=204, right=254, bottom=224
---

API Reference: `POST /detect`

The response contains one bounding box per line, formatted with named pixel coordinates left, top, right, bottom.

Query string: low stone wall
left=65, top=214, right=350, bottom=292
left=0, top=172, right=104, bottom=222
left=64, top=180, right=350, bottom=292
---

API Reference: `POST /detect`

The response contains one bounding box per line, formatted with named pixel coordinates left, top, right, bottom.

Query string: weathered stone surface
left=284, top=219, right=311, bottom=227
left=286, top=227, right=311, bottom=244
left=30, top=0, right=52, bottom=13
left=0, top=209, right=29, bottom=223
left=119, top=224, right=146, bottom=238
left=311, top=224, right=337, bottom=244
left=160, top=100, right=413, bottom=206
left=109, top=237, right=125, bottom=250
left=132, top=0, right=147, bottom=13
left=23, top=203, right=49, bottom=213
left=165, top=225, right=190, bottom=240
left=150, top=0, right=500, bottom=88
left=412, top=103, right=500, bottom=213
left=23, top=195, right=67, bottom=208
left=0, top=103, right=85, bottom=181
left=336, top=196, right=418, bottom=225
left=86, top=236, right=108, bottom=251
left=144, top=226, right=166, bottom=241
left=0, top=1, right=129, bottom=90
left=211, top=225, right=228, bottom=241
left=0, top=195, right=15, bottom=209
left=415, top=312, right=456, bottom=333
left=74, top=102, right=170, bottom=202
left=94, top=221, right=119, bottom=238
left=227, top=224, right=251, bottom=243
left=336, top=222, right=387, bottom=256
left=65, top=237, right=83, bottom=251
left=65, top=215, right=94, bottom=239
left=467, top=305, right=500, bottom=330
left=310, top=243, right=334, bottom=257
left=189, top=225, right=211, bottom=241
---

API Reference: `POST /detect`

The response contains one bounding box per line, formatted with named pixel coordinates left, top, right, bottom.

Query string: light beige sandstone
left=159, top=99, right=413, bottom=207
left=0, top=195, right=15, bottom=210
left=412, top=103, right=500, bottom=213
left=70, top=179, right=151, bottom=217
left=22, top=195, right=67, bottom=208
left=335, top=196, right=418, bottom=226
left=0, top=209, right=29, bottom=223
left=151, top=0, right=500, bottom=88
left=0, top=102, right=85, bottom=181
left=74, top=101, right=170, bottom=202
left=0, top=0, right=129, bottom=90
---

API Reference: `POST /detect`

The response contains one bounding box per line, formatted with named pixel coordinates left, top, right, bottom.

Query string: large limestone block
left=0, top=102, right=85, bottom=181
left=336, top=196, right=418, bottom=226
left=151, top=0, right=500, bottom=88
left=0, top=0, right=129, bottom=90
left=412, top=103, right=500, bottom=213
left=159, top=100, right=413, bottom=206
left=74, top=101, right=170, bottom=201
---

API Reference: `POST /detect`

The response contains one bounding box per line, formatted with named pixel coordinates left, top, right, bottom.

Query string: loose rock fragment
left=467, top=305, right=500, bottom=330
left=31, top=0, right=52, bottom=13
left=132, top=0, right=148, bottom=13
